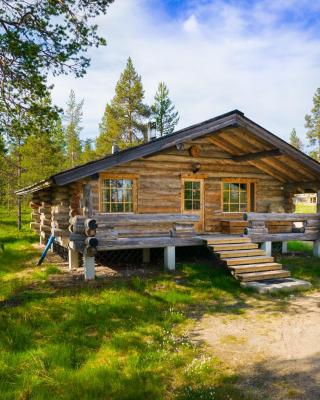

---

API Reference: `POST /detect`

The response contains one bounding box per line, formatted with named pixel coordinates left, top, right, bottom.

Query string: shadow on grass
left=233, top=354, right=320, bottom=400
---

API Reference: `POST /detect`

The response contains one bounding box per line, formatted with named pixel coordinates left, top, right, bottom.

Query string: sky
left=50, top=0, right=320, bottom=146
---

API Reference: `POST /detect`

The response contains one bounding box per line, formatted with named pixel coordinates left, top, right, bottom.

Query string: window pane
left=184, top=200, right=193, bottom=210
left=230, top=183, right=239, bottom=191
left=193, top=181, right=200, bottom=190
left=230, top=204, right=239, bottom=212
left=193, top=190, right=200, bottom=200
left=223, top=203, right=229, bottom=212
left=230, top=190, right=239, bottom=202
left=102, top=179, right=133, bottom=213
left=240, top=192, right=247, bottom=203
left=185, top=190, right=192, bottom=200
left=223, top=191, right=229, bottom=202
left=193, top=200, right=200, bottom=210
left=240, top=204, right=247, bottom=212
left=240, top=183, right=247, bottom=191
left=185, top=182, right=192, bottom=190
left=223, top=183, right=230, bottom=191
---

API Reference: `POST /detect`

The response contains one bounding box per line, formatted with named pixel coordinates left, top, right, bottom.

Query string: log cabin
left=16, top=110, right=320, bottom=282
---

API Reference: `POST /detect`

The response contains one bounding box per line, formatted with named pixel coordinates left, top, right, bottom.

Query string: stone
left=241, top=278, right=312, bottom=294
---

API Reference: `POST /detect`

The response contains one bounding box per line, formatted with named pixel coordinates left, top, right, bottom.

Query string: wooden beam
left=232, top=149, right=282, bottom=162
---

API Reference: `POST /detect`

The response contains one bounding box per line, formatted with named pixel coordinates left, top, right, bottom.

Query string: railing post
left=261, top=241, right=272, bottom=256
left=164, top=246, right=175, bottom=271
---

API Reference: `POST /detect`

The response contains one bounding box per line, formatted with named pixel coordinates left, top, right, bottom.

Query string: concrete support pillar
left=142, top=248, right=150, bottom=264
left=68, top=248, right=79, bottom=271
left=313, top=240, right=320, bottom=257
left=281, top=241, right=288, bottom=254
left=261, top=241, right=272, bottom=256
left=83, top=249, right=95, bottom=280
left=164, top=246, right=175, bottom=271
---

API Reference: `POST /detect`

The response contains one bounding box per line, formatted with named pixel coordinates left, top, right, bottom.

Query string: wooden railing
left=243, top=212, right=320, bottom=242
left=69, top=213, right=200, bottom=252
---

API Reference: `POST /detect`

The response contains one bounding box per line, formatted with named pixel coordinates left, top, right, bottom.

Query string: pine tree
left=151, top=82, right=179, bottom=136
left=64, top=90, right=84, bottom=168
left=96, top=57, right=149, bottom=154
left=20, top=120, right=65, bottom=187
left=96, top=103, right=121, bottom=156
left=289, top=128, right=303, bottom=151
left=81, top=139, right=96, bottom=163
left=305, top=88, right=320, bottom=160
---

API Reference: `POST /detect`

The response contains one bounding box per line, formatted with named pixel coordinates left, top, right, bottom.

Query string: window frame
left=221, top=179, right=256, bottom=213
left=181, top=178, right=204, bottom=214
left=99, top=173, right=138, bottom=214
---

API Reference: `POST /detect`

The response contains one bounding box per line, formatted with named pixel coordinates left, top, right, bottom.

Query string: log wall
left=29, top=135, right=289, bottom=242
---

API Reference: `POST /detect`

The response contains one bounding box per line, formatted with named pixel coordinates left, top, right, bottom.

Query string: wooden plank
left=244, top=212, right=320, bottom=221
left=94, top=213, right=199, bottom=226
left=232, top=149, right=282, bottom=162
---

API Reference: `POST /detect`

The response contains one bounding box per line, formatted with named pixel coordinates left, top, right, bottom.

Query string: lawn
left=1, top=209, right=320, bottom=400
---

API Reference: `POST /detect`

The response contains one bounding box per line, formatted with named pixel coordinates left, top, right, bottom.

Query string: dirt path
left=192, top=293, right=320, bottom=399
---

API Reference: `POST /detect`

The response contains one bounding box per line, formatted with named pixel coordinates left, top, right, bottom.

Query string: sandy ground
left=192, top=293, right=320, bottom=399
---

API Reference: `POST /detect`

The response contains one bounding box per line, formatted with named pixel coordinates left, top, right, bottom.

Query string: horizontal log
left=244, top=227, right=268, bottom=235
left=249, top=232, right=319, bottom=242
left=30, top=222, right=40, bottom=230
left=52, top=228, right=69, bottom=237
left=232, top=149, right=282, bottom=162
left=244, top=212, right=320, bottom=222
left=97, top=236, right=204, bottom=250
left=70, top=233, right=85, bottom=241
left=94, top=213, right=199, bottom=226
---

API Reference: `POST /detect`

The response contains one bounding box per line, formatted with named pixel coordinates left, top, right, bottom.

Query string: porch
left=67, top=211, right=320, bottom=281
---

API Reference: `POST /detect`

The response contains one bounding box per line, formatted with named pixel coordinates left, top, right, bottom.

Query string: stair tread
left=236, top=269, right=290, bottom=282
left=233, top=264, right=282, bottom=274
left=206, top=237, right=251, bottom=245
left=230, top=262, right=282, bottom=270
left=218, top=249, right=265, bottom=257
left=210, top=243, right=258, bottom=251
left=224, top=256, right=274, bottom=266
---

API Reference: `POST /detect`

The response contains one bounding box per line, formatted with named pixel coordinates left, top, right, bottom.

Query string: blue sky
left=50, top=0, right=320, bottom=149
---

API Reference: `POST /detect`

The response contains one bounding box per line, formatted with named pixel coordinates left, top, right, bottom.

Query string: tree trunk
left=17, top=150, right=22, bottom=230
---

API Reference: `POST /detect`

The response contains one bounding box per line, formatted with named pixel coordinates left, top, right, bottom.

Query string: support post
left=314, top=190, right=320, bottom=257
left=261, top=241, right=272, bottom=256
left=281, top=241, right=288, bottom=254
left=313, top=240, right=320, bottom=257
left=68, top=248, right=79, bottom=271
left=142, top=248, right=150, bottom=264
left=164, top=246, right=175, bottom=271
left=83, top=249, right=95, bottom=280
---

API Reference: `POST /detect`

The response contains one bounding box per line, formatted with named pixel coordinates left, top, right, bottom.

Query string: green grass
left=1, top=208, right=320, bottom=399
left=295, top=203, right=316, bottom=213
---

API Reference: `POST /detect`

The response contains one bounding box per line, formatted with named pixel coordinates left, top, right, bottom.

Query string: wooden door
left=181, top=178, right=204, bottom=232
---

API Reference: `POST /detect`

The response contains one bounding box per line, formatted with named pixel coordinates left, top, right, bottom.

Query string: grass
left=295, top=203, right=316, bottom=213
left=1, top=208, right=320, bottom=399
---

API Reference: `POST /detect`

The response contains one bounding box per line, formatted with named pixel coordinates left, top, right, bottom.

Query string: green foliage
left=0, top=0, right=114, bottom=136
left=96, top=57, right=149, bottom=154
left=81, top=139, right=96, bottom=164
left=305, top=87, right=320, bottom=160
left=289, top=128, right=303, bottom=151
left=151, top=82, right=179, bottom=136
left=64, top=90, right=84, bottom=168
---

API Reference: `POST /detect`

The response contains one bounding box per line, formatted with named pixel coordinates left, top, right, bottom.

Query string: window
left=222, top=182, right=254, bottom=212
left=101, top=178, right=134, bottom=213
left=184, top=180, right=201, bottom=211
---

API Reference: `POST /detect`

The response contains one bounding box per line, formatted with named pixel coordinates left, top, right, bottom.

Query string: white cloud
left=50, top=0, right=320, bottom=147
left=183, top=14, right=200, bottom=33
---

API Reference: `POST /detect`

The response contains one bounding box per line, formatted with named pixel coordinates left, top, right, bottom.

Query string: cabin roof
left=16, top=109, right=320, bottom=195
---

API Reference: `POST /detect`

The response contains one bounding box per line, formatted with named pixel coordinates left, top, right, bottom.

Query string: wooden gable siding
left=78, top=136, right=285, bottom=232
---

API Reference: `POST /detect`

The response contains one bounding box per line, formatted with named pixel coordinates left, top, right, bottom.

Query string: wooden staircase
left=205, top=236, right=290, bottom=282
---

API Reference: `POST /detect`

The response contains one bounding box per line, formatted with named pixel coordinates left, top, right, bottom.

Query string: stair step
left=223, top=256, right=274, bottom=266
left=218, top=249, right=265, bottom=258
left=231, top=263, right=282, bottom=274
left=210, top=243, right=259, bottom=251
left=206, top=237, right=251, bottom=245
left=236, top=269, right=291, bottom=282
